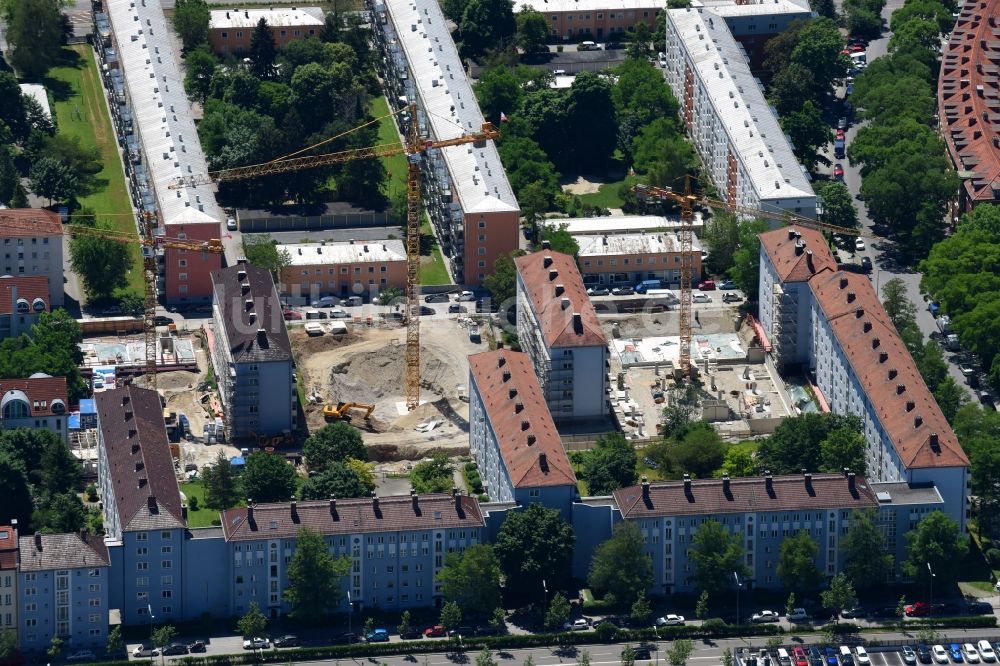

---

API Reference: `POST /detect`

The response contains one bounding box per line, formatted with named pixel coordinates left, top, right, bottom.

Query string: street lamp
left=147, top=604, right=154, bottom=665
left=347, top=590, right=353, bottom=644
left=927, top=563, right=935, bottom=621
left=733, top=572, right=742, bottom=626
left=542, top=579, right=548, bottom=620
left=652, top=624, right=660, bottom=666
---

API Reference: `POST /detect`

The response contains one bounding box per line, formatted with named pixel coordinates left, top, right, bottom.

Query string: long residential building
left=574, top=232, right=704, bottom=287
left=664, top=7, right=817, bottom=219
left=103, top=0, right=224, bottom=305
left=208, top=7, right=325, bottom=55
left=468, top=350, right=579, bottom=518
left=0, top=209, right=65, bottom=307
left=211, top=263, right=295, bottom=441
left=758, top=227, right=969, bottom=532
left=369, top=0, right=520, bottom=286
left=277, top=239, right=408, bottom=302
left=515, top=251, right=609, bottom=423
left=938, top=0, right=1000, bottom=211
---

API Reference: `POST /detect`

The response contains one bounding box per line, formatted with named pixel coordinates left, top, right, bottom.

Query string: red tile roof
left=759, top=226, right=837, bottom=282
left=515, top=251, right=606, bottom=348
left=468, top=350, right=577, bottom=488
left=809, top=270, right=968, bottom=469
left=0, top=276, right=49, bottom=315
left=614, top=472, right=879, bottom=518
left=96, top=386, right=185, bottom=531
left=0, top=525, right=17, bottom=570
left=18, top=532, right=110, bottom=571
left=938, top=2, right=1000, bottom=207
left=0, top=375, right=67, bottom=416
left=220, top=493, right=485, bottom=541
left=0, top=209, right=62, bottom=237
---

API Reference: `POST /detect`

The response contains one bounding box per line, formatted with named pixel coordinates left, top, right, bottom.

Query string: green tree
left=631, top=590, right=652, bottom=624
left=202, top=451, right=240, bottom=510
left=588, top=521, right=653, bottom=605
left=106, top=625, right=123, bottom=656
left=152, top=625, right=177, bottom=665
left=68, top=230, right=133, bottom=301
left=458, top=0, right=516, bottom=58
left=537, top=223, right=580, bottom=256
left=173, top=0, right=210, bottom=51
left=483, top=251, right=524, bottom=307
left=701, top=212, right=740, bottom=276
left=583, top=432, right=638, bottom=495
left=904, top=510, right=968, bottom=585
left=545, top=592, right=570, bottom=629
left=790, top=17, right=847, bottom=99
left=438, top=544, right=502, bottom=616
left=410, top=454, right=454, bottom=494
left=0, top=453, right=35, bottom=528
left=917, top=340, right=949, bottom=394
left=397, top=610, right=412, bottom=637
left=237, top=600, right=267, bottom=639
left=242, top=234, right=292, bottom=281
left=820, top=573, right=856, bottom=615
left=722, top=648, right=734, bottom=666
left=756, top=413, right=863, bottom=474
left=627, top=21, right=652, bottom=60
left=0, top=147, right=20, bottom=207
left=2, top=0, right=62, bottom=78
left=298, top=461, right=374, bottom=499
left=38, top=134, right=102, bottom=197
left=668, top=639, right=694, bottom=666
left=842, top=509, right=894, bottom=588
left=782, top=101, right=834, bottom=170
left=476, top=647, right=498, bottom=666
left=564, top=72, right=618, bottom=172
left=303, top=422, right=367, bottom=472
left=882, top=278, right=919, bottom=332
left=785, top=592, right=797, bottom=618
left=285, top=527, right=351, bottom=617
left=46, top=636, right=63, bottom=661
left=475, top=65, right=524, bottom=126
left=934, top=376, right=969, bottom=423
left=249, top=17, right=277, bottom=79
left=241, top=451, right=298, bottom=503
left=516, top=6, right=548, bottom=53
left=673, top=423, right=726, bottom=477
left=818, top=182, right=859, bottom=229
left=29, top=158, right=77, bottom=205
left=689, top=520, right=749, bottom=595
left=494, top=503, right=575, bottom=602
left=695, top=590, right=709, bottom=619
left=631, top=119, right=698, bottom=188
left=621, top=647, right=636, bottom=666
left=819, top=428, right=866, bottom=474
left=489, top=607, right=506, bottom=634
left=440, top=601, right=462, bottom=632
left=777, top=530, right=822, bottom=590
left=730, top=219, right=769, bottom=299
left=183, top=46, right=217, bottom=103
left=34, top=492, right=87, bottom=533
left=719, top=442, right=759, bottom=477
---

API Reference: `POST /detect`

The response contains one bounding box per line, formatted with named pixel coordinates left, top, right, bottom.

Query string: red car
left=905, top=602, right=931, bottom=617
left=793, top=647, right=808, bottom=666
left=849, top=44, right=865, bottom=52
left=423, top=625, right=447, bottom=638
left=833, top=164, right=844, bottom=180
left=283, top=310, right=302, bottom=321
left=836, top=128, right=845, bottom=140
left=698, top=280, right=716, bottom=291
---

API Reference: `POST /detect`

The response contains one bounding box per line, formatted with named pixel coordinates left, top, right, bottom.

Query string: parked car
left=312, top=296, right=339, bottom=308
left=283, top=310, right=303, bottom=321
left=977, top=641, right=996, bottom=663
left=719, top=280, right=737, bottom=290
left=612, top=285, right=635, bottom=295
left=841, top=607, right=865, bottom=619
left=424, top=293, right=449, bottom=303
left=751, top=610, right=780, bottom=623
left=457, top=290, right=476, bottom=301
left=950, top=644, right=964, bottom=662
left=809, top=647, right=824, bottom=666
left=698, top=280, right=716, bottom=290
left=655, top=614, right=685, bottom=626
left=964, top=645, right=981, bottom=664
left=959, top=363, right=977, bottom=378
left=633, top=647, right=653, bottom=661
left=587, top=286, right=611, bottom=296
left=834, top=163, right=845, bottom=180
left=161, top=644, right=189, bottom=656
left=365, top=629, right=390, bottom=643
left=329, top=309, right=351, bottom=319
left=67, top=651, right=97, bottom=662
left=932, top=646, right=950, bottom=664
left=423, top=625, right=447, bottom=638
left=855, top=647, right=871, bottom=666
left=854, top=237, right=866, bottom=251
left=693, top=293, right=711, bottom=303
left=787, top=608, right=809, bottom=622
left=969, top=601, right=994, bottom=615
left=133, top=645, right=158, bottom=658
left=722, top=292, right=743, bottom=303
left=188, top=641, right=207, bottom=653
left=476, top=298, right=500, bottom=313
left=399, top=629, right=423, bottom=640
left=243, top=638, right=270, bottom=650
left=906, top=602, right=931, bottom=617
left=564, top=618, right=590, bottom=631
left=273, top=635, right=301, bottom=648
left=838, top=117, right=848, bottom=130
left=794, top=647, right=809, bottom=666
left=928, top=301, right=940, bottom=316
left=917, top=645, right=933, bottom=664
left=901, top=647, right=917, bottom=665
left=825, top=648, right=839, bottom=666
left=226, top=217, right=238, bottom=230
left=861, top=256, right=873, bottom=272
left=448, top=304, right=467, bottom=314
left=410, top=305, right=435, bottom=316
left=153, top=315, right=173, bottom=326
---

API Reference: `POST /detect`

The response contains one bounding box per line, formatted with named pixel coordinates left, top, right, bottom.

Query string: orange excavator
left=323, top=402, right=376, bottom=421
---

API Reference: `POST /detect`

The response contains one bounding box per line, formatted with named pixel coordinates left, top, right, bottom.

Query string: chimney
left=502, top=370, right=511, bottom=382
left=764, top=471, right=773, bottom=493
left=847, top=291, right=856, bottom=303
left=930, top=433, right=940, bottom=450
left=573, top=313, right=582, bottom=331
left=514, top=401, right=524, bottom=413
left=722, top=474, right=730, bottom=495
left=863, top=321, right=872, bottom=333
left=848, top=472, right=856, bottom=491
left=135, top=461, right=144, bottom=472
left=905, top=400, right=915, bottom=412
left=548, top=269, right=558, bottom=281
left=247, top=501, right=254, bottom=521
left=842, top=467, right=850, bottom=477
left=497, top=355, right=506, bottom=368
left=683, top=473, right=692, bottom=495
left=914, top=415, right=923, bottom=428
left=871, top=337, right=880, bottom=349
left=561, top=297, right=571, bottom=310
left=147, top=496, right=157, bottom=513
left=527, top=435, right=537, bottom=445
left=539, top=452, right=547, bottom=469
left=453, top=487, right=461, bottom=510
left=896, top=383, right=906, bottom=394
left=794, top=241, right=804, bottom=256
left=839, top=277, right=848, bottom=289
left=879, top=351, right=888, bottom=363
left=508, top=388, right=518, bottom=399
left=290, top=499, right=297, bottom=518
left=372, top=492, right=379, bottom=513
left=34, top=531, right=41, bottom=551
left=138, top=477, right=147, bottom=488
left=543, top=255, right=553, bottom=268
left=787, top=229, right=796, bottom=239
left=411, top=488, right=419, bottom=511
left=806, top=249, right=814, bottom=271
left=855, top=308, right=865, bottom=318
left=888, top=368, right=897, bottom=379
left=181, top=504, right=188, bottom=520
left=329, top=496, right=337, bottom=516
left=521, top=420, right=530, bottom=431
left=131, top=443, right=140, bottom=454
left=804, top=472, right=813, bottom=493
left=555, top=284, right=565, bottom=297
left=541, top=240, right=551, bottom=250
left=642, top=476, right=650, bottom=500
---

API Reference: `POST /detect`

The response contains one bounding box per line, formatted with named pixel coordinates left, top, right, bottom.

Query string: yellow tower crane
left=169, top=104, right=499, bottom=411
left=65, top=224, right=225, bottom=389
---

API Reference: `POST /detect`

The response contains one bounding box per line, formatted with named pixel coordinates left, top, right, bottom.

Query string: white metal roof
left=379, top=0, right=518, bottom=214
left=515, top=0, right=660, bottom=13
left=693, top=0, right=811, bottom=18
left=556, top=214, right=705, bottom=235
left=18, top=84, right=51, bottom=119
left=209, top=6, right=324, bottom=30
left=279, top=240, right=407, bottom=265
left=668, top=7, right=814, bottom=203
left=106, top=0, right=223, bottom=227
left=574, top=232, right=702, bottom=256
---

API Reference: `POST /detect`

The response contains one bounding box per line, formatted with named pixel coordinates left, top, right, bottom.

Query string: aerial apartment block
left=664, top=7, right=817, bottom=218
left=368, top=0, right=520, bottom=286
left=211, top=263, right=295, bottom=441
left=758, top=227, right=969, bottom=532
left=103, top=0, right=223, bottom=305
left=938, top=0, right=1000, bottom=211
left=574, top=232, right=704, bottom=288
left=208, top=7, right=324, bottom=55
left=0, top=276, right=50, bottom=340
left=468, top=351, right=579, bottom=518
left=515, top=251, right=608, bottom=423
left=277, top=240, right=408, bottom=302
left=0, top=374, right=69, bottom=442
left=0, top=209, right=65, bottom=307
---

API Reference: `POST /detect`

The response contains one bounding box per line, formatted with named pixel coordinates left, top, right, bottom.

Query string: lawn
left=371, top=95, right=407, bottom=198
left=179, top=478, right=242, bottom=528
left=46, top=46, right=143, bottom=293
left=575, top=177, right=632, bottom=209
left=419, top=218, right=451, bottom=285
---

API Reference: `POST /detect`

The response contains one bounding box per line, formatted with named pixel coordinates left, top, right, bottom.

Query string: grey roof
left=211, top=264, right=292, bottom=363
left=18, top=533, right=110, bottom=571
left=871, top=482, right=944, bottom=506
left=96, top=386, right=185, bottom=531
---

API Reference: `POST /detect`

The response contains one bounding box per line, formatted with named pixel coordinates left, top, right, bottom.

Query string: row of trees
left=847, top=0, right=958, bottom=258
left=1, top=0, right=66, bottom=78
left=177, top=7, right=386, bottom=208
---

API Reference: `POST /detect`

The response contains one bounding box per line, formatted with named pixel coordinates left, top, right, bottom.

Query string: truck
left=834, top=137, right=845, bottom=159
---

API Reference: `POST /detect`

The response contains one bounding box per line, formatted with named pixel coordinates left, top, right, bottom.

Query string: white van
left=777, top=649, right=791, bottom=666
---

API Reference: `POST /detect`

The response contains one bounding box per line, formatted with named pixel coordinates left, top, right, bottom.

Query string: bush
left=85, top=484, right=98, bottom=502
left=820, top=623, right=861, bottom=634
left=985, top=548, right=1000, bottom=568
left=464, top=461, right=477, bottom=472
left=189, top=496, right=200, bottom=511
